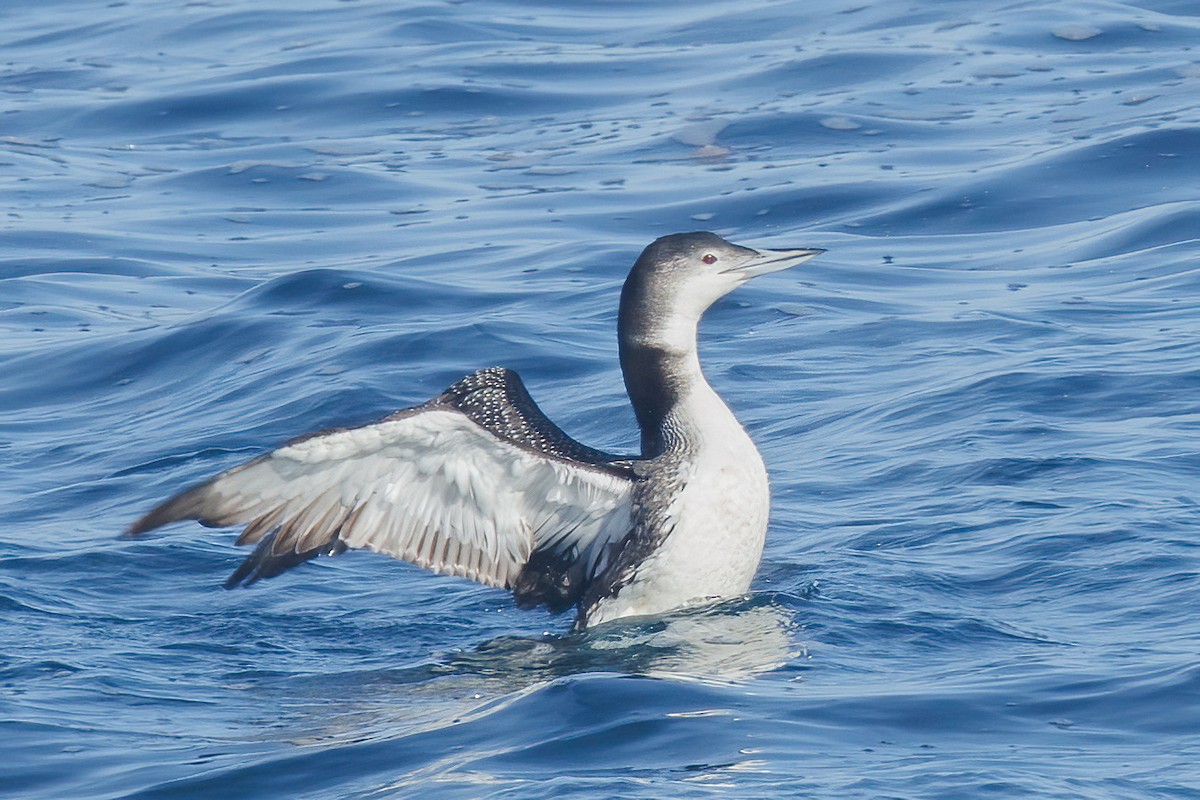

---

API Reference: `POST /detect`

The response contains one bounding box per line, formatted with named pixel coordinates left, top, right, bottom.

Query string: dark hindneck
left=620, top=340, right=684, bottom=457
left=618, top=275, right=692, bottom=458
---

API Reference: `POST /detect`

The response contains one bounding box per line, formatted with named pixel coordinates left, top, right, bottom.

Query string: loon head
left=619, top=231, right=823, bottom=352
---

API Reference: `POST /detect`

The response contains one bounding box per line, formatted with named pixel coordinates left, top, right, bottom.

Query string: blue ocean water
left=3, top=0, right=1199, bottom=796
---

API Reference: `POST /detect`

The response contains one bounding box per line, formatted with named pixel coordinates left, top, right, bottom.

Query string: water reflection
left=451, top=594, right=803, bottom=684
left=274, top=595, right=805, bottom=747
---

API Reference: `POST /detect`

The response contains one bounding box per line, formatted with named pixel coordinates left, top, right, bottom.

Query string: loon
left=128, top=232, right=823, bottom=629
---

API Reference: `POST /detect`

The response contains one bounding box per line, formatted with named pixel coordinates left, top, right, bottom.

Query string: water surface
left=3, top=1, right=1199, bottom=797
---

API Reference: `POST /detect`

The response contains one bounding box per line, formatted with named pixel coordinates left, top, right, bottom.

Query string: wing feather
left=130, top=399, right=634, bottom=598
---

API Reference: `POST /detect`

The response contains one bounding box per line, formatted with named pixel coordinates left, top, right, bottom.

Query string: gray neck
left=618, top=272, right=704, bottom=458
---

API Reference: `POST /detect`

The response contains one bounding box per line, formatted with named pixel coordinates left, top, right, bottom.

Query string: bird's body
left=130, top=232, right=822, bottom=629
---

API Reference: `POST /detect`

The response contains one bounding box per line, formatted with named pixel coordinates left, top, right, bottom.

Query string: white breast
left=586, top=381, right=770, bottom=626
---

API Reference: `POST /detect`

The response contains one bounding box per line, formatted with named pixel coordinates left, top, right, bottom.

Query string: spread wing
left=129, top=368, right=636, bottom=606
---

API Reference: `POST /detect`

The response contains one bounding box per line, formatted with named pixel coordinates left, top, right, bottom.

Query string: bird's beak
left=723, top=247, right=825, bottom=278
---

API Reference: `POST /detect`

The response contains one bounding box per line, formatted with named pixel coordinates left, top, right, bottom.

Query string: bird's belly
left=587, top=448, right=770, bottom=626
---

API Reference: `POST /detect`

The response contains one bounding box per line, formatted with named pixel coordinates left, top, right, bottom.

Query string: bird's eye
left=702, top=253, right=718, bottom=265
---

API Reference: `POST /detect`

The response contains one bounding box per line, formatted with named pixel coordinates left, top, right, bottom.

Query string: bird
left=128, top=232, right=823, bottom=629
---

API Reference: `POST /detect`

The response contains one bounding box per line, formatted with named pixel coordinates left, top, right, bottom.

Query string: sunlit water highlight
left=2, top=1, right=1199, bottom=797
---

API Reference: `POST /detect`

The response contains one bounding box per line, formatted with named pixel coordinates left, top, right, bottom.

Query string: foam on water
left=3, top=0, right=1199, bottom=797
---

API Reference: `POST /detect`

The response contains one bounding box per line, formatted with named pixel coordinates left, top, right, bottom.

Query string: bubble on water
left=1053, top=24, right=1101, bottom=41
left=672, top=119, right=728, bottom=147
left=819, top=116, right=862, bottom=131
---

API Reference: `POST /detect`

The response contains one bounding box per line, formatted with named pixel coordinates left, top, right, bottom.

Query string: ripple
left=4, top=0, right=1200, bottom=798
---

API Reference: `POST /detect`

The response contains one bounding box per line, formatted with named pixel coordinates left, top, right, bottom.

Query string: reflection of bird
left=129, top=232, right=823, bottom=629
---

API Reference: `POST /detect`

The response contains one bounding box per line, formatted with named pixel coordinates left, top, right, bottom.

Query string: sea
left=2, top=0, right=1199, bottom=797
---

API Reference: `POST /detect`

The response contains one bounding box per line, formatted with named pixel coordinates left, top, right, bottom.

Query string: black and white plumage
left=129, top=232, right=823, bottom=629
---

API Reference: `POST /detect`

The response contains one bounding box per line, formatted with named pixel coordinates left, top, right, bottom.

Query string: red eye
left=702, top=253, right=718, bottom=265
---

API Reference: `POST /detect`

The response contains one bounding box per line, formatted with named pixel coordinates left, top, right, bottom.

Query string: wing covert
left=129, top=369, right=636, bottom=600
